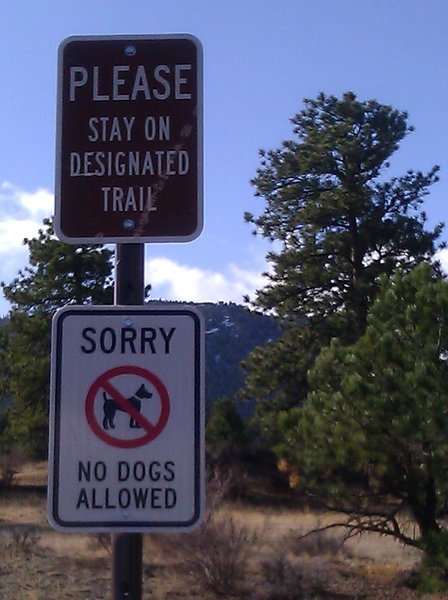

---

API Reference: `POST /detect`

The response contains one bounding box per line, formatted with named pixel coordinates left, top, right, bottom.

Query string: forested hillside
left=194, top=302, right=280, bottom=415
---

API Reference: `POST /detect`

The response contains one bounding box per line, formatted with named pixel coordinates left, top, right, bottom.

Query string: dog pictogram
left=102, top=383, right=153, bottom=430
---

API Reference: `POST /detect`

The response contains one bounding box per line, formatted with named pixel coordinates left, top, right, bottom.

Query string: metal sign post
left=50, top=33, right=204, bottom=600
left=113, top=243, right=144, bottom=600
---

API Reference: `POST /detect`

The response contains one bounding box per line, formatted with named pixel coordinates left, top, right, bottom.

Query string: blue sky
left=0, top=1, right=447, bottom=316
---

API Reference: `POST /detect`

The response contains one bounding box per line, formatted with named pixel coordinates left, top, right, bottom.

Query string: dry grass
left=12, top=460, right=48, bottom=487
left=0, top=462, right=446, bottom=599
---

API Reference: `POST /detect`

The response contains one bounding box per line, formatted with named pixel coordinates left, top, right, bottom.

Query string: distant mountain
left=195, top=302, right=280, bottom=417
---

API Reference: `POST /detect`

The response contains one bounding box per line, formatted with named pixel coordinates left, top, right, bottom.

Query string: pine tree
left=246, top=92, right=441, bottom=333
left=206, top=397, right=248, bottom=448
left=243, top=92, right=443, bottom=431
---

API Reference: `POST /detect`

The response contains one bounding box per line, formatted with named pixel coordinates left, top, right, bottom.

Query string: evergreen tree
left=243, top=92, right=442, bottom=432
left=0, top=218, right=113, bottom=457
left=246, top=92, right=441, bottom=332
left=284, top=264, right=448, bottom=586
left=241, top=323, right=319, bottom=443
left=206, top=397, right=248, bottom=448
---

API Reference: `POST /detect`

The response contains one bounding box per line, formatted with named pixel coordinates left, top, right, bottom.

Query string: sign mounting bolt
left=124, top=45, right=136, bottom=56
left=123, top=218, right=135, bottom=230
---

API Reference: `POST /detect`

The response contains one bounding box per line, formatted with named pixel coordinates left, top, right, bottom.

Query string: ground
left=0, top=462, right=446, bottom=599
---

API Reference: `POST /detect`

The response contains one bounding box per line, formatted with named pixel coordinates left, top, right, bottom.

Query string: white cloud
left=146, top=257, right=266, bottom=304
left=0, top=182, right=53, bottom=252
left=0, top=183, right=53, bottom=314
left=435, top=248, right=448, bottom=274
left=0, top=181, right=53, bottom=220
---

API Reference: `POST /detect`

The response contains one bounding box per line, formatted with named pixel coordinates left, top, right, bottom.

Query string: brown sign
left=55, top=35, right=203, bottom=244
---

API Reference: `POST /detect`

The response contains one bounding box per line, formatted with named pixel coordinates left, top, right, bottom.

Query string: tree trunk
left=408, top=471, right=440, bottom=538
left=348, top=212, right=368, bottom=331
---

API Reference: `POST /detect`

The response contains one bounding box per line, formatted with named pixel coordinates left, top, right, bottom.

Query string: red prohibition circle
left=85, top=365, right=170, bottom=449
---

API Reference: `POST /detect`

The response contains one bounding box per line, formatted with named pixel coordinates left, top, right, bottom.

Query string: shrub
left=287, top=526, right=351, bottom=559
left=88, top=533, right=112, bottom=554
left=417, top=530, right=448, bottom=593
left=259, top=552, right=306, bottom=599
left=8, top=526, right=41, bottom=556
left=160, top=513, right=257, bottom=596
left=0, top=449, right=25, bottom=487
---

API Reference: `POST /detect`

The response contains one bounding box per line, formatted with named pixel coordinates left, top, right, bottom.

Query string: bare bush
left=0, top=452, right=20, bottom=487
left=88, top=533, right=112, bottom=554
left=151, top=467, right=259, bottom=595
left=287, top=526, right=352, bottom=559
left=160, top=513, right=258, bottom=596
left=255, top=549, right=327, bottom=600
left=259, top=552, right=305, bottom=599
left=206, top=462, right=249, bottom=504
left=261, top=552, right=297, bottom=586
left=7, top=526, right=41, bottom=556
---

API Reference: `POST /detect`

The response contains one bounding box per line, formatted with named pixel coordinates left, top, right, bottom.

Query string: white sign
left=48, top=305, right=204, bottom=532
